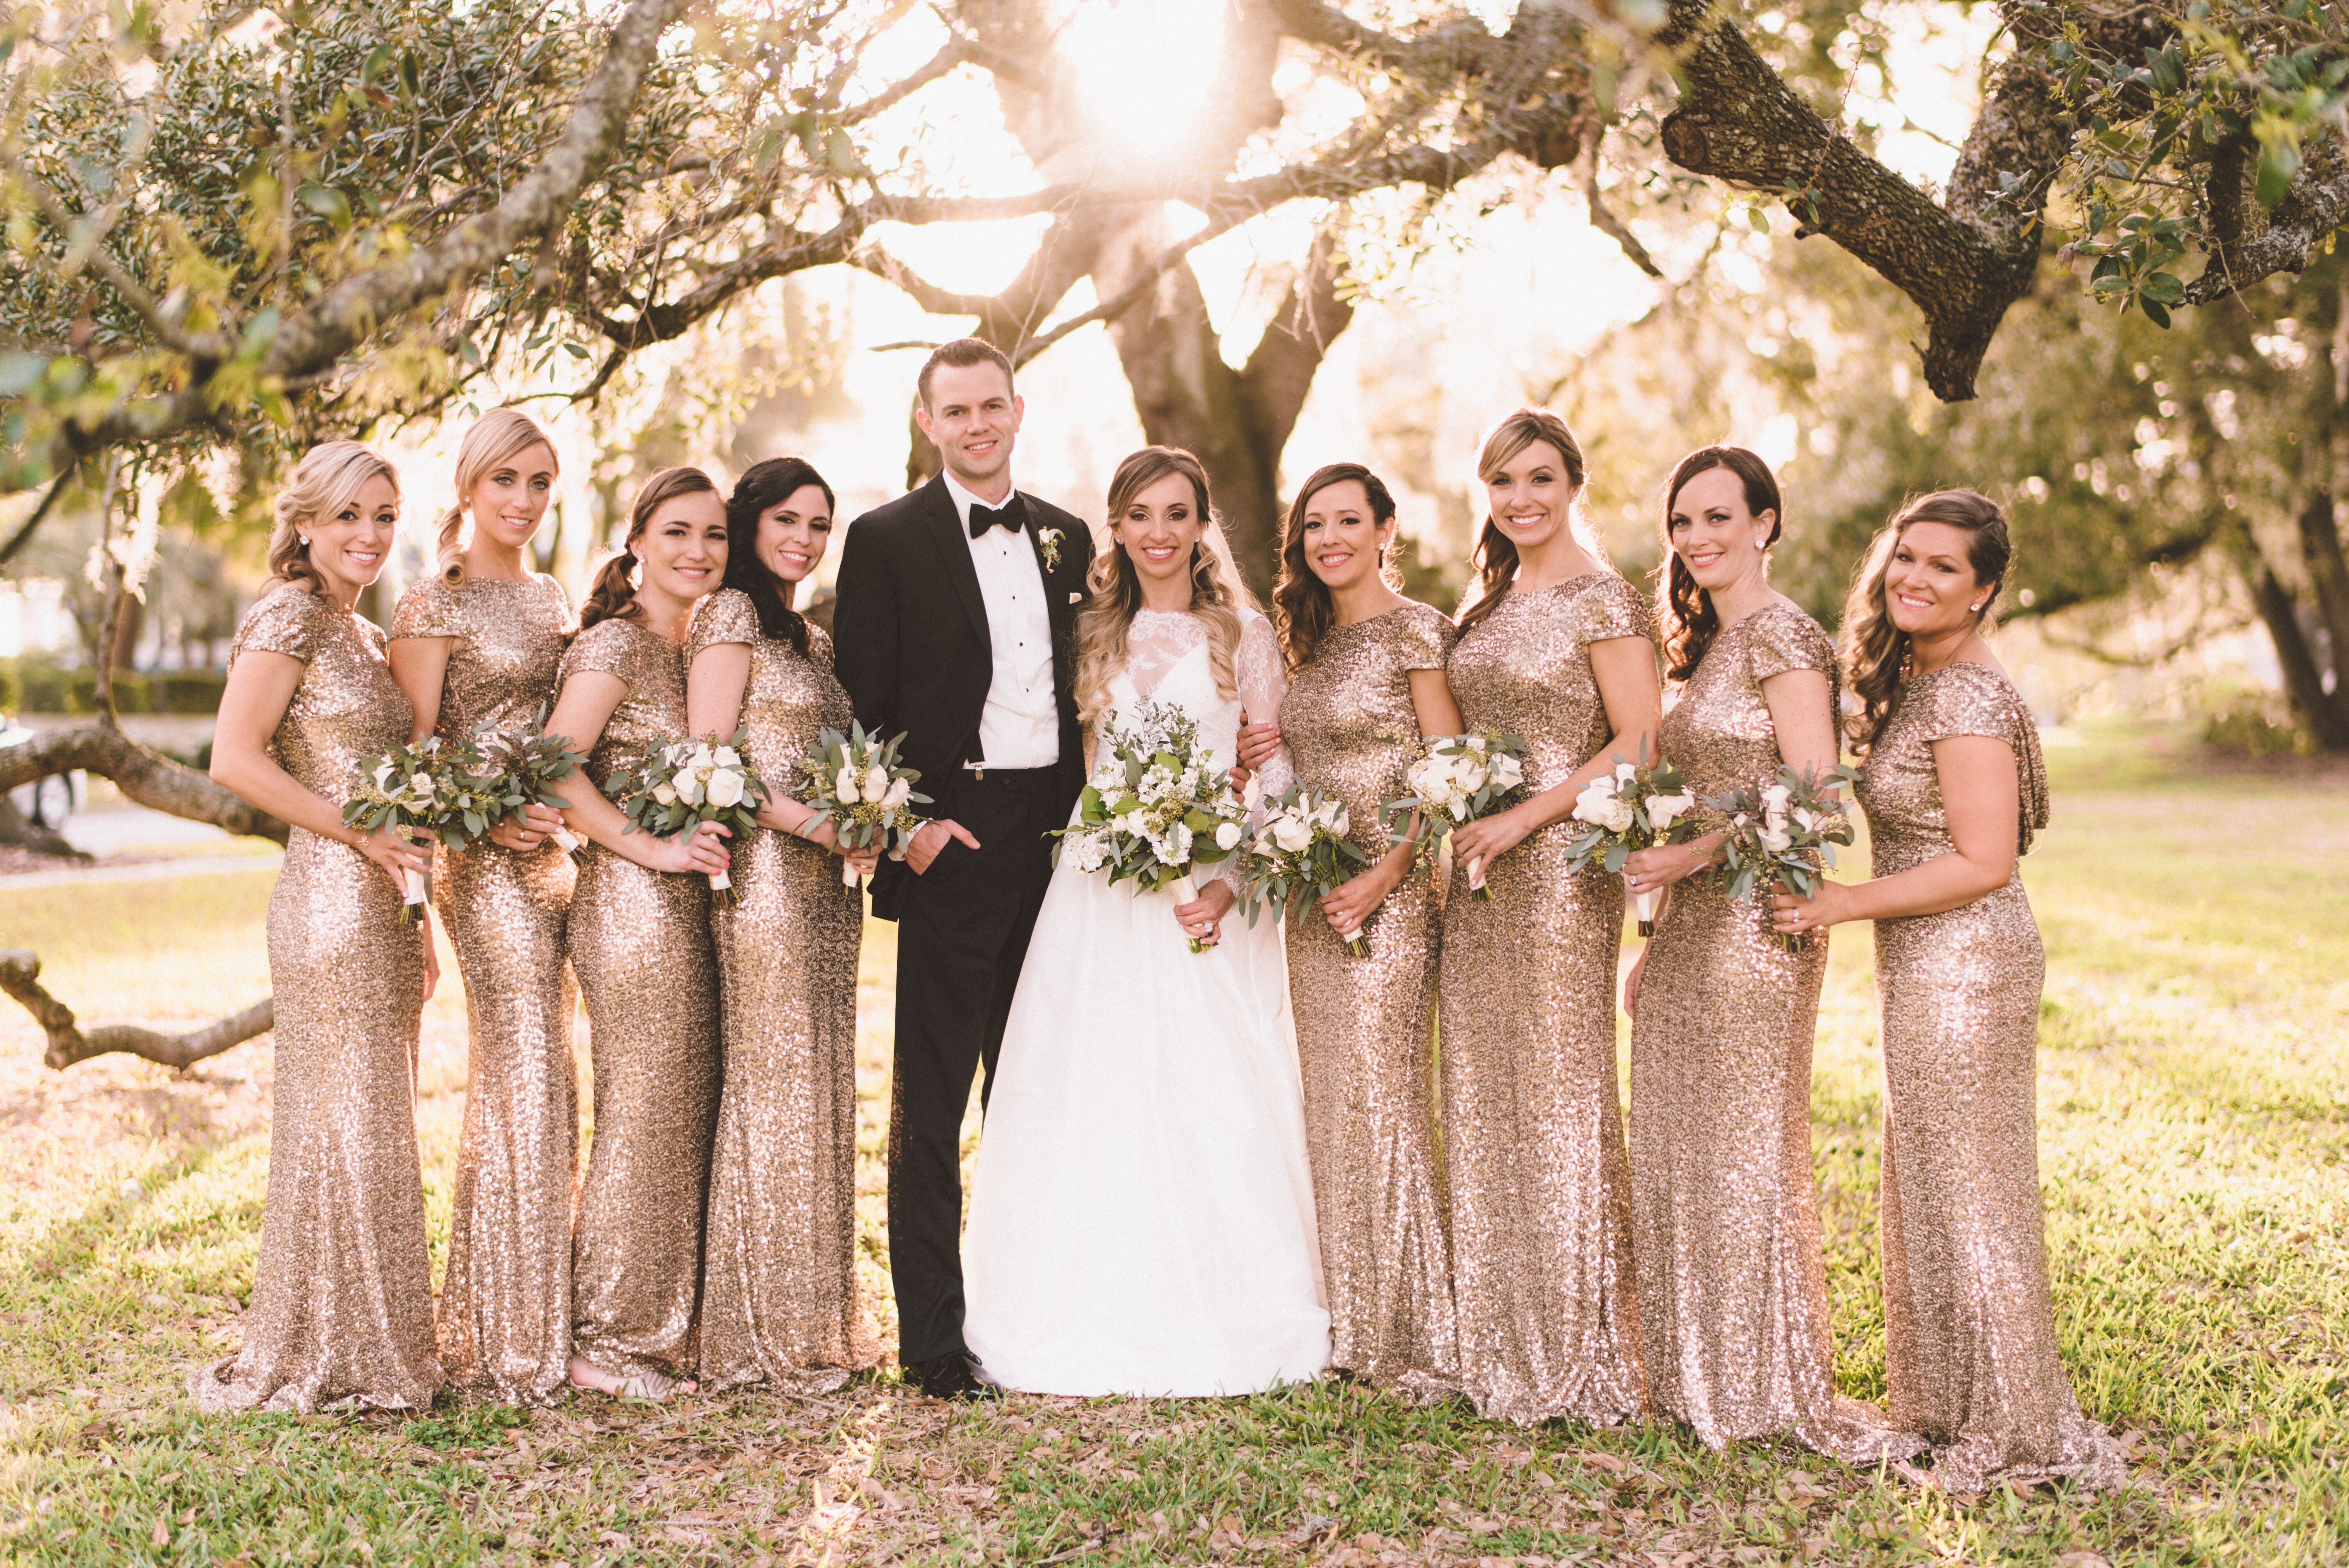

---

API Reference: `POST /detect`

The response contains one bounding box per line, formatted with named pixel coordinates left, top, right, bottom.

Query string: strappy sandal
left=569, top=1365, right=695, bottom=1402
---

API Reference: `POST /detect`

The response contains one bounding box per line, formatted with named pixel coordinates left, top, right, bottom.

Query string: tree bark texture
left=0, top=949, right=272, bottom=1072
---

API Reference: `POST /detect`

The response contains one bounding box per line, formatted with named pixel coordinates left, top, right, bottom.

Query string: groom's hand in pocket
left=907, top=818, right=981, bottom=875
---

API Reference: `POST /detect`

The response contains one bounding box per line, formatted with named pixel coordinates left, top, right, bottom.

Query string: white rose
left=677, top=773, right=706, bottom=807
left=863, top=765, right=889, bottom=800
left=372, top=762, right=397, bottom=791
left=409, top=772, right=434, bottom=795
left=714, top=747, right=741, bottom=768
left=1646, top=791, right=1695, bottom=830
left=1572, top=780, right=1618, bottom=826
left=664, top=742, right=688, bottom=766
left=1615, top=761, right=1637, bottom=783
left=1599, top=796, right=1636, bottom=834
left=1793, top=806, right=1820, bottom=833
left=689, top=743, right=715, bottom=768
left=1463, top=735, right=1488, bottom=755
left=651, top=781, right=678, bottom=806
left=1331, top=807, right=1351, bottom=836
left=1761, top=783, right=1792, bottom=813
left=1759, top=823, right=1793, bottom=854
left=1488, top=754, right=1524, bottom=789
left=706, top=770, right=745, bottom=808
left=835, top=766, right=861, bottom=803
left=1455, top=760, right=1490, bottom=793
left=882, top=777, right=911, bottom=810
left=1272, top=816, right=1313, bottom=853
left=1406, top=759, right=1444, bottom=799
left=1214, top=820, right=1242, bottom=851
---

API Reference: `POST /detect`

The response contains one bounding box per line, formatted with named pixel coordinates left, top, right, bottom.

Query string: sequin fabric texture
left=558, top=615, right=721, bottom=1381
left=1276, top=600, right=1458, bottom=1398
left=192, top=585, right=442, bottom=1414
left=1631, top=599, right=1918, bottom=1460
left=1858, top=660, right=2124, bottom=1491
left=390, top=572, right=579, bottom=1405
left=687, top=590, right=879, bottom=1393
left=1437, top=573, right=1650, bottom=1425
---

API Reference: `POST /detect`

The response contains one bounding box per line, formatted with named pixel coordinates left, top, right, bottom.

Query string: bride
left=961, top=446, right=1332, bottom=1396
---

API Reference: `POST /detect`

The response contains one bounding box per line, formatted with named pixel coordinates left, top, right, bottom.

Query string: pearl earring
left=1754, top=538, right=1766, bottom=550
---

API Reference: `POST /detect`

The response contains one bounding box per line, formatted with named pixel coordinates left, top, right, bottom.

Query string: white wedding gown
left=962, top=608, right=1332, bottom=1396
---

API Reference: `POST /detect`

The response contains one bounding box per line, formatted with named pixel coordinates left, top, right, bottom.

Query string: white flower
left=1761, top=783, right=1793, bottom=814
left=1599, top=796, right=1636, bottom=834
left=862, top=765, right=889, bottom=800
left=1793, top=806, right=1820, bottom=833
left=651, top=781, right=679, bottom=806
left=1214, top=820, right=1243, bottom=851
left=1759, top=823, right=1793, bottom=854
left=1331, top=807, right=1351, bottom=836
left=1572, top=779, right=1619, bottom=827
left=1069, top=834, right=1107, bottom=873
left=664, top=742, right=689, bottom=766
left=409, top=772, right=434, bottom=795
left=1406, top=758, right=1446, bottom=799
left=1163, top=821, right=1193, bottom=862
left=689, top=743, right=715, bottom=768
left=882, top=777, right=911, bottom=810
left=714, top=747, right=741, bottom=768
left=677, top=773, right=706, bottom=807
left=1462, top=735, right=1489, bottom=755
left=1615, top=761, right=1637, bottom=783
left=706, top=769, right=745, bottom=808
left=834, top=766, right=861, bottom=803
left=1645, top=791, right=1695, bottom=830
left=372, top=762, right=397, bottom=791
left=1488, top=754, right=1524, bottom=790
left=1272, top=816, right=1313, bottom=853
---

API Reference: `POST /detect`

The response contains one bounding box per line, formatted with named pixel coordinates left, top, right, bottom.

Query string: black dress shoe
left=903, top=1350, right=985, bottom=1400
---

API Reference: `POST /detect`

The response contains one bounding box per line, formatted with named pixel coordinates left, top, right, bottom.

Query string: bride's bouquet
left=1051, top=697, right=1248, bottom=953
left=1563, top=747, right=1701, bottom=936
left=1382, top=727, right=1529, bottom=898
left=791, top=722, right=931, bottom=887
left=462, top=722, right=590, bottom=862
left=1235, top=783, right=1372, bottom=957
left=1714, top=763, right=1858, bottom=951
left=343, top=735, right=463, bottom=922
left=609, top=728, right=769, bottom=904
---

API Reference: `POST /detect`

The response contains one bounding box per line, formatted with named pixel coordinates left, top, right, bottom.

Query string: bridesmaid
left=1438, top=409, right=1658, bottom=1425
left=198, top=441, right=442, bottom=1413
left=1262, top=461, right=1461, bottom=1397
left=545, top=466, right=733, bottom=1400
left=684, top=457, right=883, bottom=1393
left=387, top=410, right=577, bottom=1406
left=1771, top=491, right=2124, bottom=1491
left=1621, top=446, right=1916, bottom=1461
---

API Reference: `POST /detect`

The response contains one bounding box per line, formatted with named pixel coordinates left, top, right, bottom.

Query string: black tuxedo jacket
left=831, top=474, right=1091, bottom=919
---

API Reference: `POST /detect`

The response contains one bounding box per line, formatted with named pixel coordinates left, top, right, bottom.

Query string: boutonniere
left=1037, top=526, right=1065, bottom=571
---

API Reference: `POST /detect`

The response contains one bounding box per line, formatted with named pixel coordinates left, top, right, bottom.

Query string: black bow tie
left=968, top=495, right=1027, bottom=539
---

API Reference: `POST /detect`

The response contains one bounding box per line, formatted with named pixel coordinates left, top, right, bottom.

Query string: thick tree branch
left=2187, top=141, right=2349, bottom=306
left=1, top=949, right=273, bottom=1072
left=1235, top=223, right=1356, bottom=465
left=0, top=725, right=288, bottom=843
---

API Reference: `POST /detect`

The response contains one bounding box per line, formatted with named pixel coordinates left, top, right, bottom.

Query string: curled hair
left=1657, top=445, right=1783, bottom=683
left=1074, top=446, right=1256, bottom=725
left=267, top=440, right=400, bottom=596
left=1272, top=461, right=1399, bottom=670
left=1456, top=409, right=1601, bottom=636
left=723, top=456, right=837, bottom=656
left=578, top=466, right=720, bottom=633
left=918, top=336, right=1015, bottom=407
left=436, top=408, right=559, bottom=583
left=1840, top=489, right=2014, bottom=752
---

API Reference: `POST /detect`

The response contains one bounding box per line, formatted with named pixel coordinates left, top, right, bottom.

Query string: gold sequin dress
left=1439, top=573, right=1649, bottom=1425
left=1277, top=601, right=1458, bottom=1397
left=1857, top=660, right=2124, bottom=1491
left=193, top=585, right=442, bottom=1414
left=686, top=590, right=879, bottom=1393
left=1631, top=598, right=1916, bottom=1460
left=389, top=572, right=578, bottom=1405
left=559, top=615, right=721, bottom=1382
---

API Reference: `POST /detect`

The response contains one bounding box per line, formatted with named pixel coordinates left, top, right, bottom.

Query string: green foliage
left=2203, top=706, right=2315, bottom=758
left=0, top=656, right=223, bottom=714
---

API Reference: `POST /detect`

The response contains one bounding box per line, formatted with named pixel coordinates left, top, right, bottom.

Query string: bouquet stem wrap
left=1624, top=875, right=1659, bottom=936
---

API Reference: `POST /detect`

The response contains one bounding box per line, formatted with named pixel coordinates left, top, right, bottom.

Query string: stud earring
left=1754, top=538, right=1766, bottom=550
left=1970, top=601, right=1985, bottom=613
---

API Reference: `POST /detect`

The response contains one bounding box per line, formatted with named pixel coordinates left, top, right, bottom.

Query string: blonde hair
left=267, top=441, right=401, bottom=595
left=1074, top=447, right=1256, bottom=726
left=436, top=408, right=559, bottom=583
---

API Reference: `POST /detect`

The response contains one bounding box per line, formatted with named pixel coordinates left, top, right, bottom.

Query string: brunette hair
left=1272, top=462, right=1399, bottom=670
left=578, top=466, right=720, bottom=633
left=1456, top=408, right=1603, bottom=636
left=267, top=440, right=400, bottom=596
left=917, top=337, right=1015, bottom=408
left=435, top=408, right=559, bottom=583
left=1074, top=446, right=1256, bottom=725
left=722, top=456, right=836, bottom=656
left=1839, top=489, right=2014, bottom=752
left=1656, top=445, right=1783, bottom=683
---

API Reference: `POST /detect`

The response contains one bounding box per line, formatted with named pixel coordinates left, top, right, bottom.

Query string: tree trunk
left=2295, top=490, right=2349, bottom=691
left=2243, top=554, right=2349, bottom=751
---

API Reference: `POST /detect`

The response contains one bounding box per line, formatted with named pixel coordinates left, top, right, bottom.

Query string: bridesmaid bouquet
left=1382, top=727, right=1529, bottom=898
left=342, top=735, right=463, bottom=922
left=610, top=728, right=770, bottom=904
left=1235, top=783, right=1372, bottom=957
left=1563, top=748, right=1701, bottom=936
left=792, top=722, right=931, bottom=887
left=1050, top=697, right=1247, bottom=953
left=1714, top=763, right=1859, bottom=951
left=463, top=724, right=590, bottom=862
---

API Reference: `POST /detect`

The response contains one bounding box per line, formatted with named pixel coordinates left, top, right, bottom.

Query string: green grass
left=0, top=720, right=2342, bottom=1565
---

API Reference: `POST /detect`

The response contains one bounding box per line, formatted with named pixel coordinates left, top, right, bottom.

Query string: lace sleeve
left=1235, top=611, right=1295, bottom=797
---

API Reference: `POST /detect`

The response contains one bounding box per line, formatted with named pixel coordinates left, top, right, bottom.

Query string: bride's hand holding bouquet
left=1052, top=697, right=1248, bottom=952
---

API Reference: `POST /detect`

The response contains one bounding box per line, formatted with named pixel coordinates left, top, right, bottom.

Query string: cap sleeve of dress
left=558, top=617, right=638, bottom=694
left=1744, top=600, right=1834, bottom=683
left=805, top=620, right=836, bottom=673
left=535, top=571, right=572, bottom=610
left=1577, top=572, right=1652, bottom=645
left=1394, top=601, right=1454, bottom=670
left=230, top=585, right=325, bottom=667
left=1920, top=661, right=2050, bottom=851
left=686, top=587, right=760, bottom=658
left=389, top=577, right=462, bottom=640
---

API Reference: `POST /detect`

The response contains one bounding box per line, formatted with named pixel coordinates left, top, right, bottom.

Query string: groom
left=831, top=339, right=1091, bottom=1398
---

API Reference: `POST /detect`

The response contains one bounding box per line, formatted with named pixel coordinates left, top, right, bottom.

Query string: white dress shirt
left=943, top=469, right=1060, bottom=769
